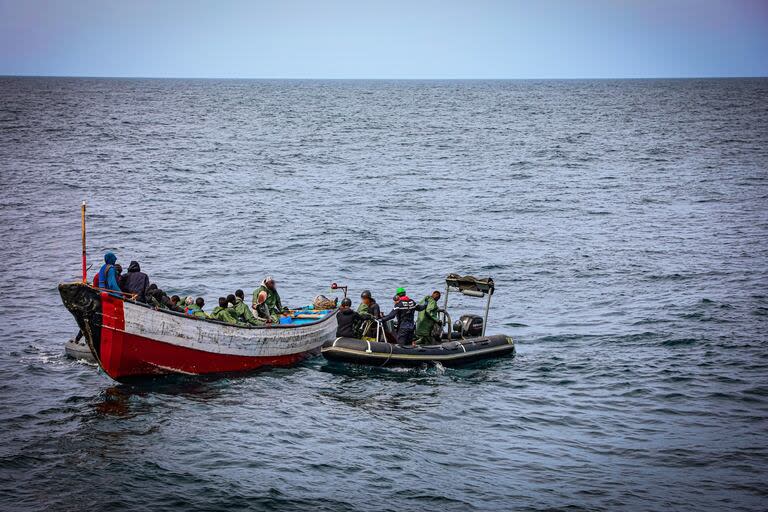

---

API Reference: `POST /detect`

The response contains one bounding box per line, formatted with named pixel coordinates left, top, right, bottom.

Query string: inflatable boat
left=322, top=334, right=514, bottom=367
left=322, top=274, right=515, bottom=367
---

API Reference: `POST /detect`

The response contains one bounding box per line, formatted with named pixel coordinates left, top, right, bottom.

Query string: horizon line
left=2, top=74, right=767, bottom=81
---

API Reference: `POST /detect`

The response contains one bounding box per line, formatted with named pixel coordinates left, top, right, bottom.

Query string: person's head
left=218, top=297, right=227, bottom=308
left=104, top=252, right=117, bottom=265
left=128, top=260, right=140, bottom=273
left=432, top=290, right=441, bottom=301
left=235, top=289, right=244, bottom=300
left=395, top=287, right=406, bottom=298
left=257, top=290, right=268, bottom=305
left=196, top=297, right=205, bottom=308
left=227, top=294, right=236, bottom=306
left=265, top=276, right=275, bottom=290
left=361, top=289, right=372, bottom=305
left=171, top=295, right=180, bottom=304
left=340, top=298, right=352, bottom=309
left=185, top=296, right=194, bottom=306
left=115, top=264, right=123, bottom=275
left=148, top=283, right=158, bottom=291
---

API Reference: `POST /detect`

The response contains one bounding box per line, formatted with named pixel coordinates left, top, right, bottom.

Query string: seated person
left=336, top=298, right=371, bottom=338
left=232, top=290, right=263, bottom=326
left=253, top=291, right=275, bottom=324
left=122, top=261, right=151, bottom=302
left=211, top=297, right=241, bottom=325
left=186, top=297, right=208, bottom=319
left=169, top=295, right=184, bottom=312
left=96, top=252, right=121, bottom=292
left=253, top=277, right=283, bottom=319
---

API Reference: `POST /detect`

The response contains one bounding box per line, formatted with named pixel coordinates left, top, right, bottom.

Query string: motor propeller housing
left=453, top=314, right=483, bottom=337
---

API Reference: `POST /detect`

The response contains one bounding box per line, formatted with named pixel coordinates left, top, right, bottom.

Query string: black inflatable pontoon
left=322, top=334, right=514, bottom=367
left=322, top=273, right=516, bottom=367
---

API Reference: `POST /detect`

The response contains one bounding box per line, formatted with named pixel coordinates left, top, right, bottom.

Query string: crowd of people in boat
left=94, top=252, right=284, bottom=325
left=94, top=252, right=444, bottom=346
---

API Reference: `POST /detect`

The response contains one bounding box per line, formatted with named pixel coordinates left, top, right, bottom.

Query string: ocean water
left=0, top=77, right=767, bottom=511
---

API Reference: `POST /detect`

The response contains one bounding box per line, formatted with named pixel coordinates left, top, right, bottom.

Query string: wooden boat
left=58, top=282, right=338, bottom=382
left=322, top=274, right=515, bottom=367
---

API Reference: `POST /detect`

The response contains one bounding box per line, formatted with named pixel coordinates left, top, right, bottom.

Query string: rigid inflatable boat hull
left=321, top=335, right=514, bottom=367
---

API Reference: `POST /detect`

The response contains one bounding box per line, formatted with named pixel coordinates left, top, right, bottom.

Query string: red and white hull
left=59, top=283, right=337, bottom=382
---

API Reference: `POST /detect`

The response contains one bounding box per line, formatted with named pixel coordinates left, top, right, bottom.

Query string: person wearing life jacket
left=96, top=252, right=121, bottom=292
left=379, top=287, right=425, bottom=346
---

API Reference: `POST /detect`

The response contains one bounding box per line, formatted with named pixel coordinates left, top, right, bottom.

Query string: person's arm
left=274, top=292, right=283, bottom=312
left=380, top=309, right=396, bottom=322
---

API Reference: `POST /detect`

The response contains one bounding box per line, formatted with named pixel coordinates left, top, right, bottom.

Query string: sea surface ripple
left=0, top=77, right=767, bottom=511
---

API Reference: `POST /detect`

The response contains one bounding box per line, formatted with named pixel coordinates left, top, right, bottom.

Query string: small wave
left=661, top=338, right=697, bottom=347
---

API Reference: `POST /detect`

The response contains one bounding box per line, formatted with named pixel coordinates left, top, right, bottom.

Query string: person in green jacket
left=211, top=297, right=242, bottom=325
left=415, top=290, right=442, bottom=344
left=356, top=290, right=381, bottom=338
left=253, top=290, right=277, bottom=324
left=252, top=276, right=282, bottom=319
left=232, top=291, right=264, bottom=326
left=186, top=297, right=208, bottom=319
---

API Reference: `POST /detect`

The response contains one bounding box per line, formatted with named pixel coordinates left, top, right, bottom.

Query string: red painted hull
left=58, top=283, right=336, bottom=382
left=99, top=328, right=312, bottom=379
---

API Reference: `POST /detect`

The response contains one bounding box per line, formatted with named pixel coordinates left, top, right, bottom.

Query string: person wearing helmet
left=357, top=289, right=381, bottom=318
left=379, top=287, right=425, bottom=346
left=336, top=297, right=371, bottom=338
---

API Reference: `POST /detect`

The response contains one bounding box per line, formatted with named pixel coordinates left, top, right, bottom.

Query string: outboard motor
left=452, top=314, right=484, bottom=337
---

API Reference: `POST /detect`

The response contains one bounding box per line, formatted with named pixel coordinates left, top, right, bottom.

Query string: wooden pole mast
left=81, top=201, right=87, bottom=283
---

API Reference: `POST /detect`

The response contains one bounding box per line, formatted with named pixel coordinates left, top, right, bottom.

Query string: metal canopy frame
left=442, top=274, right=495, bottom=337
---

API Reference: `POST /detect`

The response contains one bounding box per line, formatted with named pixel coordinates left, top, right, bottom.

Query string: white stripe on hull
left=122, top=302, right=336, bottom=357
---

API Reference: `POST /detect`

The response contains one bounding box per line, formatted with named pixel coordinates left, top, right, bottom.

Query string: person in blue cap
left=97, top=252, right=121, bottom=292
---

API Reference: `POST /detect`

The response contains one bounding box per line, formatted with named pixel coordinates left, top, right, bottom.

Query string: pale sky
left=1, top=0, right=767, bottom=78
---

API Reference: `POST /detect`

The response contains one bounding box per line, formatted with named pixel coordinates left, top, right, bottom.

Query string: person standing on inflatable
left=379, top=287, right=425, bottom=346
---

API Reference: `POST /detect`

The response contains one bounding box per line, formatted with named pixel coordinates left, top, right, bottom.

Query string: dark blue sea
left=0, top=77, right=767, bottom=511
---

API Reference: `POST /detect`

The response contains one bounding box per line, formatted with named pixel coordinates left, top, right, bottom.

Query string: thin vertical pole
left=482, top=291, right=492, bottom=337
left=81, top=201, right=87, bottom=283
